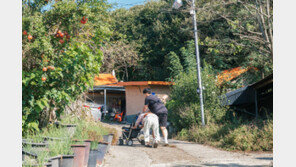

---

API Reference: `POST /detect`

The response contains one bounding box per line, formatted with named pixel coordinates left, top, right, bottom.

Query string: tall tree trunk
left=266, top=0, right=273, bottom=56
left=256, top=0, right=272, bottom=53
left=125, top=66, right=129, bottom=81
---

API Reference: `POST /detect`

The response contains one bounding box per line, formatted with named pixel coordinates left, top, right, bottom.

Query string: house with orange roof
left=87, top=73, right=126, bottom=119
left=114, top=81, right=173, bottom=122
left=87, top=73, right=174, bottom=122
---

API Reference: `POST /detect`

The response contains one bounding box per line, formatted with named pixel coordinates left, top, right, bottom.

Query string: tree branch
left=237, top=0, right=269, bottom=18
left=218, top=13, right=263, bottom=36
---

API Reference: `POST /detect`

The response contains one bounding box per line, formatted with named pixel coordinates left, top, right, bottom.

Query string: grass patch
left=176, top=118, right=273, bottom=152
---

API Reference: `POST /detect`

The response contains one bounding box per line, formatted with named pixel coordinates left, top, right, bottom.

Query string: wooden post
left=254, top=90, right=258, bottom=119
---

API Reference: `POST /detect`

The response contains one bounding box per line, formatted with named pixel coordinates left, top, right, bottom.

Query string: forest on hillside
left=101, top=0, right=273, bottom=87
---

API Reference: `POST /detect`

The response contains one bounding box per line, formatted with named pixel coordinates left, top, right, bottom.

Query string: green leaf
left=41, top=98, right=49, bottom=108
left=36, top=100, right=45, bottom=111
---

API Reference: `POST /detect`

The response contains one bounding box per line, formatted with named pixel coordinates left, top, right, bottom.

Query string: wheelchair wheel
left=140, top=140, right=145, bottom=145
left=127, top=139, right=133, bottom=146
left=119, top=139, right=124, bottom=145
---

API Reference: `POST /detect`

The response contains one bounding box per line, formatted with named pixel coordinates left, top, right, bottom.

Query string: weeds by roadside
left=176, top=118, right=273, bottom=152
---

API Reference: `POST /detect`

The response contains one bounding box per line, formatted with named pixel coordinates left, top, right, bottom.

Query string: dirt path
left=102, top=123, right=273, bottom=167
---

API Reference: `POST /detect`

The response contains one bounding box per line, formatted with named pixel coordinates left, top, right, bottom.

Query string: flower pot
left=103, top=134, right=113, bottom=152
left=54, top=122, right=77, bottom=137
left=45, top=163, right=52, bottom=167
left=49, top=155, right=74, bottom=167
left=22, top=139, right=34, bottom=143
left=22, top=141, right=48, bottom=147
left=103, top=134, right=113, bottom=144
left=87, top=150, right=99, bottom=167
left=87, top=142, right=108, bottom=167
left=22, top=141, right=49, bottom=155
left=59, top=155, right=75, bottom=167
left=22, top=149, right=38, bottom=162
left=49, top=156, right=60, bottom=167
left=61, top=124, right=77, bottom=137
left=83, top=140, right=92, bottom=167
left=22, top=162, right=52, bottom=167
left=71, top=144, right=87, bottom=167
left=43, top=136, right=67, bottom=142
left=71, top=139, right=92, bottom=167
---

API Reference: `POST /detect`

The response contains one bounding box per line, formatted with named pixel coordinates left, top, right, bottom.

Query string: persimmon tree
left=22, top=0, right=112, bottom=135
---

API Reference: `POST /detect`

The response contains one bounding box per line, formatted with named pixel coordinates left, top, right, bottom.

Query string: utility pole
left=173, top=0, right=205, bottom=126
left=191, top=0, right=205, bottom=126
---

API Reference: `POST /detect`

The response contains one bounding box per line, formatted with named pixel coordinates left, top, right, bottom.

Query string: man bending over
left=142, top=88, right=169, bottom=146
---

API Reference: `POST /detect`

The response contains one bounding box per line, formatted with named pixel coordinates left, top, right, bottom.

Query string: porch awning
left=89, top=86, right=125, bottom=92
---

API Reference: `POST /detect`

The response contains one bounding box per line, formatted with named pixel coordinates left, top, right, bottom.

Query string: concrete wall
left=125, top=85, right=148, bottom=116
left=125, top=85, right=172, bottom=117
left=150, top=85, right=171, bottom=104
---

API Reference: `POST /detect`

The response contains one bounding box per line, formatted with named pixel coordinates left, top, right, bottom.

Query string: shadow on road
left=200, top=163, right=272, bottom=167
left=256, top=157, right=273, bottom=160
left=170, top=165, right=201, bottom=167
left=167, top=140, right=198, bottom=145
left=117, top=143, right=144, bottom=148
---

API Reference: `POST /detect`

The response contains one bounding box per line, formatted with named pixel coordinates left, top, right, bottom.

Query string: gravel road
left=102, top=123, right=273, bottom=167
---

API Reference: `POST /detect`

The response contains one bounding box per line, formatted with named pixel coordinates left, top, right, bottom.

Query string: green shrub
left=167, top=60, right=273, bottom=151
left=176, top=118, right=273, bottom=151
left=164, top=51, right=184, bottom=80
left=167, top=62, right=228, bottom=131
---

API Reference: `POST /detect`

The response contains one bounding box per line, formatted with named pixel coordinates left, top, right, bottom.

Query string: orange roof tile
left=105, top=83, right=124, bottom=87
left=109, top=81, right=174, bottom=86
left=148, top=81, right=174, bottom=85
left=217, top=66, right=257, bottom=85
left=94, top=74, right=118, bottom=86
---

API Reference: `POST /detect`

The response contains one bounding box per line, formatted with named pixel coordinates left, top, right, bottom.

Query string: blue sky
left=107, top=0, right=147, bottom=9
left=41, top=0, right=149, bottom=12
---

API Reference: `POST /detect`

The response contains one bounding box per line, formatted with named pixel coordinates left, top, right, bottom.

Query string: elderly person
left=132, top=110, right=160, bottom=148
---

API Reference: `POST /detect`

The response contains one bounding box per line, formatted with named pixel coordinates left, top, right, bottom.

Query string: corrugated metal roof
left=90, top=86, right=125, bottom=91
left=220, top=73, right=273, bottom=106
left=250, top=74, right=273, bottom=89
left=220, top=86, right=255, bottom=106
